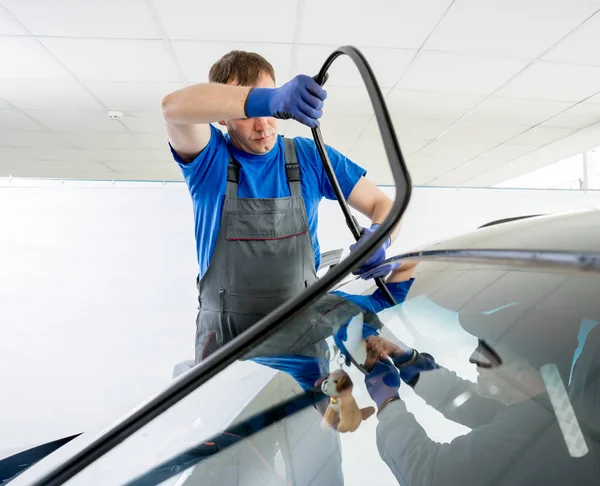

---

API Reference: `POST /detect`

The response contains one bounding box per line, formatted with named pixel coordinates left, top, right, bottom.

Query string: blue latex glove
left=245, top=74, right=327, bottom=128
left=365, top=359, right=401, bottom=409
left=392, top=350, right=439, bottom=387
left=349, top=224, right=394, bottom=279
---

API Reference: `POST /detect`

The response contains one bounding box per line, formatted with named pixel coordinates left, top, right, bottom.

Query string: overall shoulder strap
left=283, top=137, right=302, bottom=198
left=226, top=153, right=240, bottom=198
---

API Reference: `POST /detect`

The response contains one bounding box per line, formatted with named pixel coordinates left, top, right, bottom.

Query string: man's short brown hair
left=208, top=50, right=276, bottom=86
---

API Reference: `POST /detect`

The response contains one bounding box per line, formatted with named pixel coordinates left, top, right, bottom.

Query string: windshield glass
left=17, top=257, right=599, bottom=486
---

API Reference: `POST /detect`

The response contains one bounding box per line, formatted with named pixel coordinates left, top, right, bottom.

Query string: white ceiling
left=1, top=0, right=600, bottom=186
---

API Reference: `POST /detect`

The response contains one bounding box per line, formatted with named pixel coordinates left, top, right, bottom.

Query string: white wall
left=2, top=178, right=600, bottom=452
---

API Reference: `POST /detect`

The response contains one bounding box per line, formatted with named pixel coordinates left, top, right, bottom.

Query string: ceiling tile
left=437, top=121, right=531, bottom=148
left=463, top=97, right=574, bottom=125
left=86, top=148, right=172, bottom=163
left=84, top=81, right=183, bottom=112
left=299, top=0, right=453, bottom=48
left=316, top=86, right=391, bottom=116
left=478, top=143, right=535, bottom=163
left=0, top=5, right=27, bottom=34
left=464, top=122, right=600, bottom=186
left=61, top=132, right=139, bottom=150
left=40, top=38, right=181, bottom=82
left=407, top=153, right=447, bottom=168
left=0, top=37, right=71, bottom=80
left=0, top=147, right=27, bottom=166
left=132, top=133, right=170, bottom=150
left=0, top=147, right=95, bottom=164
left=0, top=110, right=47, bottom=131
left=397, top=51, right=530, bottom=94
left=371, top=171, right=393, bottom=185
left=154, top=0, right=298, bottom=43
left=0, top=131, right=77, bottom=149
left=119, top=112, right=165, bottom=133
left=0, top=160, right=116, bottom=179
left=542, top=11, right=600, bottom=66
left=496, top=61, right=600, bottom=102
left=425, top=0, right=599, bottom=59
left=385, top=89, right=485, bottom=120
left=407, top=166, right=445, bottom=185
left=417, top=138, right=506, bottom=164
left=412, top=150, right=475, bottom=169
left=293, top=45, right=416, bottom=88
left=282, top=114, right=372, bottom=154
left=171, top=41, right=293, bottom=84
left=343, top=149, right=393, bottom=179
left=350, top=135, right=429, bottom=160
left=108, top=170, right=184, bottom=181
left=0, top=79, right=104, bottom=110
left=587, top=92, right=600, bottom=104
left=542, top=103, right=600, bottom=129
left=104, top=161, right=182, bottom=178
left=509, top=126, right=575, bottom=146
left=362, top=115, right=454, bottom=141
left=2, top=0, right=158, bottom=38
left=24, top=110, right=127, bottom=133
left=428, top=157, right=505, bottom=186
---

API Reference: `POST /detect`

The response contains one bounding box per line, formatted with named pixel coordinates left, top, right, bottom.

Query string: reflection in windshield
left=354, top=263, right=600, bottom=486
left=21, top=259, right=597, bottom=486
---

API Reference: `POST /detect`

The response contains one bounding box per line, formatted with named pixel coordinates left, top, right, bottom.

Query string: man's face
left=220, top=72, right=279, bottom=155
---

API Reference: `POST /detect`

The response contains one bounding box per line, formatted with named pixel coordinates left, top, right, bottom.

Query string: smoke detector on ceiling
left=107, top=110, right=124, bottom=120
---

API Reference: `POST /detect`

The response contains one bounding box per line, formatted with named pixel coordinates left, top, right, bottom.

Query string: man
left=162, top=50, right=400, bottom=364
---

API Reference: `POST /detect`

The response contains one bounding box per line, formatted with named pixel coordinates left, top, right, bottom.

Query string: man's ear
left=217, top=120, right=226, bottom=126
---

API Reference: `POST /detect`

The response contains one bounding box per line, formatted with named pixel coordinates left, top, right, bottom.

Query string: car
left=3, top=207, right=600, bottom=486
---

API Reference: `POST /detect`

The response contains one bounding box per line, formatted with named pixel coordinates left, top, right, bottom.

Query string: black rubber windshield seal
left=28, top=45, right=413, bottom=486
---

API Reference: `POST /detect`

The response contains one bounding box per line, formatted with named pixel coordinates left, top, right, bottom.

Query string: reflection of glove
left=245, top=74, right=327, bottom=128
left=334, top=319, right=379, bottom=365
left=349, top=224, right=396, bottom=279
left=365, top=359, right=400, bottom=409
left=358, top=260, right=401, bottom=280
left=392, top=350, right=439, bottom=387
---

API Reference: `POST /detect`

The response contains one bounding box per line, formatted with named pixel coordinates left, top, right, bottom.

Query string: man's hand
left=366, top=335, right=406, bottom=361
left=349, top=224, right=397, bottom=279
left=365, top=359, right=401, bottom=410
left=245, top=74, right=327, bottom=128
left=366, top=336, right=440, bottom=387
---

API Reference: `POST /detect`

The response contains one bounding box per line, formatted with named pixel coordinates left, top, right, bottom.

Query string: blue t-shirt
left=171, top=124, right=367, bottom=278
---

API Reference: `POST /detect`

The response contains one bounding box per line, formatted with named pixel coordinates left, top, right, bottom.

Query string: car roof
left=425, top=209, right=600, bottom=254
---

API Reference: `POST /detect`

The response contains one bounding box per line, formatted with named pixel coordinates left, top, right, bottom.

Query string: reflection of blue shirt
left=251, top=279, right=415, bottom=391
left=333, top=279, right=415, bottom=316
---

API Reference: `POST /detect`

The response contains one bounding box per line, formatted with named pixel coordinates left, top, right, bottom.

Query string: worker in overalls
left=162, top=49, right=401, bottom=365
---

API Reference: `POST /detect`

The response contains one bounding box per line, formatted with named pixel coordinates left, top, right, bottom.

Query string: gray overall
left=195, top=138, right=318, bottom=363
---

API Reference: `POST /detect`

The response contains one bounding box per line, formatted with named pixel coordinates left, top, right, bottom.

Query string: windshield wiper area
left=29, top=45, right=413, bottom=486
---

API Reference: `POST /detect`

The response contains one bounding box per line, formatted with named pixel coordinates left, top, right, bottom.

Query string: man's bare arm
left=161, top=83, right=251, bottom=163
left=386, top=260, right=418, bottom=283
left=347, top=177, right=402, bottom=243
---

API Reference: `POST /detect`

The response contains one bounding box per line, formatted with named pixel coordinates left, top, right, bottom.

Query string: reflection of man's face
left=470, top=343, right=545, bottom=405
left=475, top=365, right=514, bottom=400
